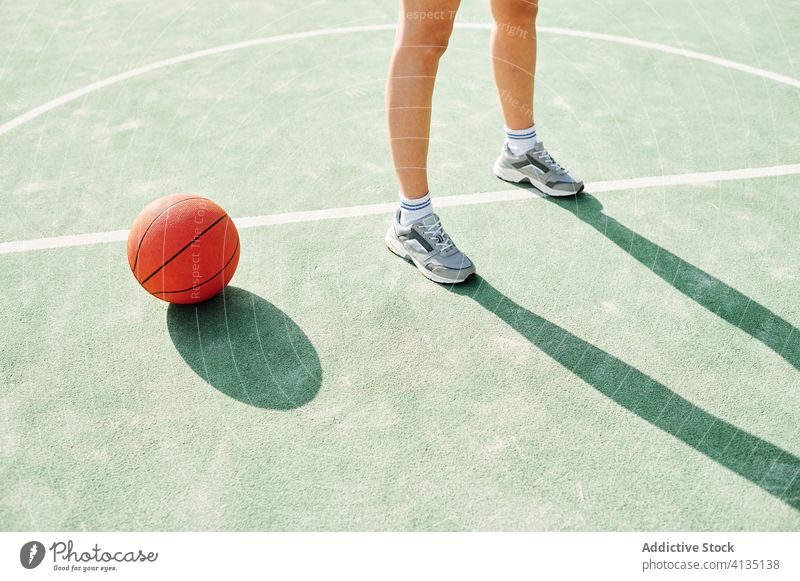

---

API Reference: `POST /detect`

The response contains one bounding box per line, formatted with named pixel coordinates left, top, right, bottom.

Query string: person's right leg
left=386, top=0, right=460, bottom=202
left=385, top=0, right=475, bottom=283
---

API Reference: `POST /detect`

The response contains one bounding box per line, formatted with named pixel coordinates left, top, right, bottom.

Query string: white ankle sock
left=505, top=124, right=538, bottom=156
left=398, top=191, right=433, bottom=225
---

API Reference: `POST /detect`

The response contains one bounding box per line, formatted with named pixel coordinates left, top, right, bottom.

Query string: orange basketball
left=127, top=194, right=240, bottom=304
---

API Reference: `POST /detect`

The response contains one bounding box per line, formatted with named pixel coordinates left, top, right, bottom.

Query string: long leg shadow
left=167, top=286, right=322, bottom=410
left=546, top=192, right=799, bottom=371
left=446, top=276, right=800, bottom=510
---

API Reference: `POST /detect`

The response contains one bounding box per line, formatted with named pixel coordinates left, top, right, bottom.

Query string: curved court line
left=1, top=23, right=799, bottom=138
left=1, top=163, right=798, bottom=255
left=0, top=24, right=390, bottom=138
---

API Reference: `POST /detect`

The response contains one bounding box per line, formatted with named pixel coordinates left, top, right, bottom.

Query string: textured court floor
left=1, top=0, right=799, bottom=530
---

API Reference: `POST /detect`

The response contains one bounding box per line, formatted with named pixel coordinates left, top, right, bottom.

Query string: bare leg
left=386, top=0, right=460, bottom=199
left=490, top=0, right=538, bottom=129
left=489, top=0, right=584, bottom=195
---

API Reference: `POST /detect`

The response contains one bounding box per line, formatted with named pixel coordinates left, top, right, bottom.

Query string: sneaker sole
left=492, top=162, right=584, bottom=197
left=384, top=232, right=474, bottom=284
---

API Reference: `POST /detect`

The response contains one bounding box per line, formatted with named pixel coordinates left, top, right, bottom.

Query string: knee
left=493, top=0, right=538, bottom=28
left=397, top=10, right=456, bottom=62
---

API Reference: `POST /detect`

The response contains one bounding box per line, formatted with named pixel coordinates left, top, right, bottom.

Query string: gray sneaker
left=385, top=210, right=476, bottom=284
left=492, top=142, right=584, bottom=196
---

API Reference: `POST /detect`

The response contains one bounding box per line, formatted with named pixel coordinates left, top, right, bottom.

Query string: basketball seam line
left=131, top=196, right=205, bottom=273
left=153, top=238, right=239, bottom=295
left=139, top=213, right=229, bottom=285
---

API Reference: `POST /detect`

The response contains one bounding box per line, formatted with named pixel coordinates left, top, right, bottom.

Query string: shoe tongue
left=523, top=142, right=544, bottom=160
left=419, top=213, right=439, bottom=227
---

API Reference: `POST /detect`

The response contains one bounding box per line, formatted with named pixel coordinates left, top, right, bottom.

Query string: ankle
left=398, top=191, right=433, bottom=225
left=505, top=124, right=538, bottom=156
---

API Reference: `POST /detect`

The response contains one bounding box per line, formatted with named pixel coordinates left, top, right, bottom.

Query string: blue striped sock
left=505, top=124, right=538, bottom=156
left=398, top=191, right=433, bottom=226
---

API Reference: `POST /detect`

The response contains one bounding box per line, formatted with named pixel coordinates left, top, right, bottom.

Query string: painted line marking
left=1, top=23, right=798, bottom=138
left=1, top=163, right=797, bottom=255
left=0, top=25, right=398, bottom=137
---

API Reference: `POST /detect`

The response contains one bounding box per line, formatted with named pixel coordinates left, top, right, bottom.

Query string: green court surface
left=1, top=0, right=799, bottom=531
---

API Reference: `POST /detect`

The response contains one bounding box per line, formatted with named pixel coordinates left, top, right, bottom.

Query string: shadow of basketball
left=167, top=286, right=322, bottom=410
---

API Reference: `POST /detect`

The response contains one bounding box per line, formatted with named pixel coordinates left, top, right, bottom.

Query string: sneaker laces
left=422, top=218, right=454, bottom=253
left=533, top=144, right=566, bottom=174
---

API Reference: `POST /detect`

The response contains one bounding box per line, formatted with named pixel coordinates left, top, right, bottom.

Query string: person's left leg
left=490, top=0, right=584, bottom=196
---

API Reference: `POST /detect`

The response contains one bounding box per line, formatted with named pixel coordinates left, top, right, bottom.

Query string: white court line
left=0, top=24, right=797, bottom=255
left=1, top=163, right=798, bottom=255
left=1, top=23, right=799, bottom=138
